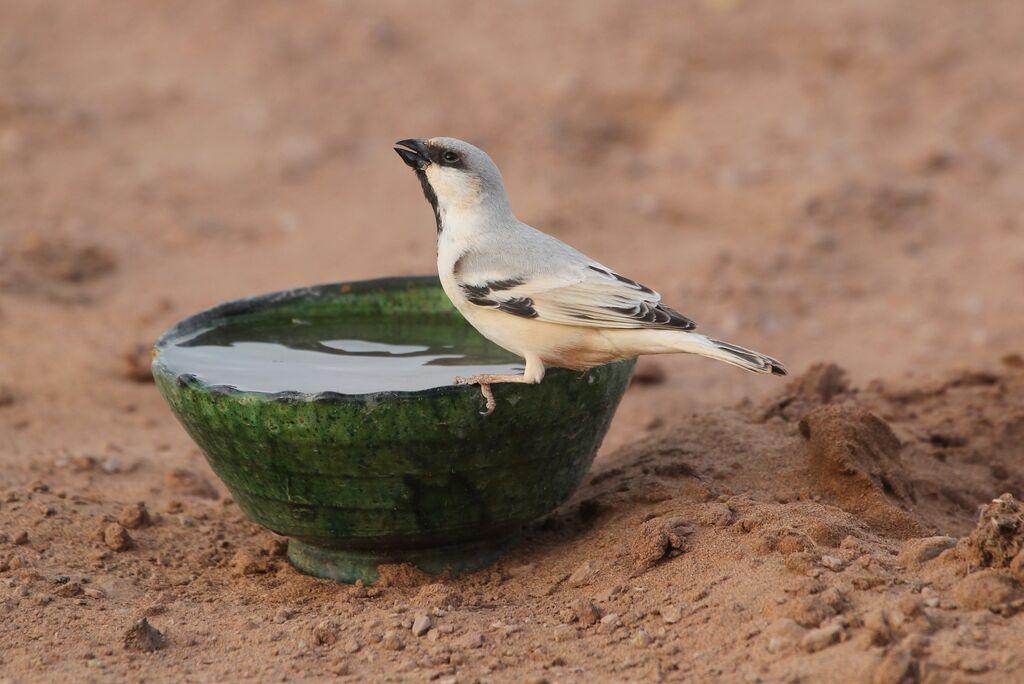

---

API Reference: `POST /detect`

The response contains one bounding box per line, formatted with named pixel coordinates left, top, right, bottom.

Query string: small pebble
left=103, top=523, right=131, bottom=552
left=568, top=560, right=598, bottom=587
left=123, top=618, right=166, bottom=652
left=597, top=612, right=622, bottom=635
left=820, top=555, right=844, bottom=571
left=575, top=598, right=602, bottom=626
left=412, top=613, right=432, bottom=637
left=660, top=605, right=683, bottom=624
left=801, top=625, right=842, bottom=653
left=54, top=581, right=83, bottom=598
left=632, top=628, right=654, bottom=647
left=381, top=630, right=404, bottom=651
left=101, top=458, right=123, bottom=475
left=312, top=620, right=339, bottom=646
left=118, top=503, right=150, bottom=529
left=454, top=632, right=483, bottom=649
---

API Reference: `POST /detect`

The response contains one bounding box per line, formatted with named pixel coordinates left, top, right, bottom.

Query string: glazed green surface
left=153, top=277, right=635, bottom=581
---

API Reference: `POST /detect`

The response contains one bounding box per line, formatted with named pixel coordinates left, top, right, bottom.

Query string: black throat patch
left=415, top=169, right=442, bottom=234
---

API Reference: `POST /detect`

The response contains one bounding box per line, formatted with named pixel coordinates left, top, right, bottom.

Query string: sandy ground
left=2, top=1, right=1024, bottom=681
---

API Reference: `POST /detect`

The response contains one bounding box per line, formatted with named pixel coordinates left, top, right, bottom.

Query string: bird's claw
left=454, top=376, right=496, bottom=416
left=478, top=384, right=496, bottom=416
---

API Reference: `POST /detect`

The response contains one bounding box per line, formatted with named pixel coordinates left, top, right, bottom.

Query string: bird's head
left=394, top=137, right=509, bottom=230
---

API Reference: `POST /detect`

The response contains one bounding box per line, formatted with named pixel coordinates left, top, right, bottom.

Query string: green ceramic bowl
left=152, top=276, right=634, bottom=583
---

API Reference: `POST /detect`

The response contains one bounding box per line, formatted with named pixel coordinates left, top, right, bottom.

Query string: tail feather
left=708, top=338, right=787, bottom=375
left=671, top=333, right=787, bottom=376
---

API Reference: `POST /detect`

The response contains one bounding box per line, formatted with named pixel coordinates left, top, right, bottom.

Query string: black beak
left=394, top=139, right=430, bottom=170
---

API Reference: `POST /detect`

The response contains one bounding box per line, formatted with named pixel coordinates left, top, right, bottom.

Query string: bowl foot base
left=287, top=536, right=517, bottom=584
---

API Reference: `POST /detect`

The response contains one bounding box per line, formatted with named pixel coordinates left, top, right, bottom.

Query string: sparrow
left=395, top=137, right=786, bottom=415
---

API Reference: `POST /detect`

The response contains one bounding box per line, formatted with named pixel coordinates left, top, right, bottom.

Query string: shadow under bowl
left=152, top=276, right=635, bottom=583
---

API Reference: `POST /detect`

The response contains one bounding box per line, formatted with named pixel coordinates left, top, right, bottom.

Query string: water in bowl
left=157, top=316, right=523, bottom=395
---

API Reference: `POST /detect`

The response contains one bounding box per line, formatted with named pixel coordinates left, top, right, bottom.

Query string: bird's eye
left=442, top=150, right=460, bottom=164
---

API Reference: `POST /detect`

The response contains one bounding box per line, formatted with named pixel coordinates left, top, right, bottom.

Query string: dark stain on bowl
left=152, top=275, right=635, bottom=583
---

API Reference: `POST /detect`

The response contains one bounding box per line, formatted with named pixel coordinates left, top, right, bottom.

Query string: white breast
left=436, top=222, right=470, bottom=312
left=435, top=215, right=525, bottom=357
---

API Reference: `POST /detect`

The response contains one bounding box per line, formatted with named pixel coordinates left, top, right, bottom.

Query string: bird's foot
left=477, top=383, right=496, bottom=416
left=454, top=373, right=527, bottom=416
left=454, top=375, right=497, bottom=416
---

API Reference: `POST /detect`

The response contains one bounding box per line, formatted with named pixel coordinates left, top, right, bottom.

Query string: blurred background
left=2, top=0, right=1023, bottom=449
left=3, top=3, right=1024, bottom=680
left=2, top=0, right=1024, bottom=458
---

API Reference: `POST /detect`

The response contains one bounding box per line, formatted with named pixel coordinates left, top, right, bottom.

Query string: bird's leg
left=453, top=373, right=533, bottom=416
left=454, top=357, right=545, bottom=416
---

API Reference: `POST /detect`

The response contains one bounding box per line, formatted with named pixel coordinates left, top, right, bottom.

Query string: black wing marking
left=497, top=297, right=538, bottom=318
left=459, top=278, right=537, bottom=318
left=587, top=265, right=654, bottom=295
left=586, top=265, right=694, bottom=330
left=605, top=301, right=695, bottom=329
left=457, top=260, right=692, bottom=328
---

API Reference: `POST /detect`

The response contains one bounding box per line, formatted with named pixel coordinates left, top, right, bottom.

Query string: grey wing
left=453, top=244, right=696, bottom=331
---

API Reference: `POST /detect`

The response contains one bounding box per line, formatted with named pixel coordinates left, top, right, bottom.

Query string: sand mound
left=799, top=404, right=921, bottom=537
left=762, top=362, right=853, bottom=422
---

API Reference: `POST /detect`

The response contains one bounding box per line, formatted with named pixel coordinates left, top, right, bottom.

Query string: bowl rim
left=151, top=275, right=622, bottom=404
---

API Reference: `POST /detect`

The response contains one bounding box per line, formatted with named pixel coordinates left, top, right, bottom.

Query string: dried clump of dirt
left=230, top=549, right=272, bottom=576
left=800, top=405, right=921, bottom=537
left=629, top=515, right=692, bottom=572
left=123, top=618, right=166, bottom=652
left=103, top=522, right=132, bottom=551
left=958, top=493, right=1024, bottom=578
left=413, top=582, right=463, bottom=610
left=375, top=563, right=435, bottom=588
left=951, top=569, right=1023, bottom=612
left=312, top=620, right=340, bottom=646
left=118, top=502, right=151, bottom=529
